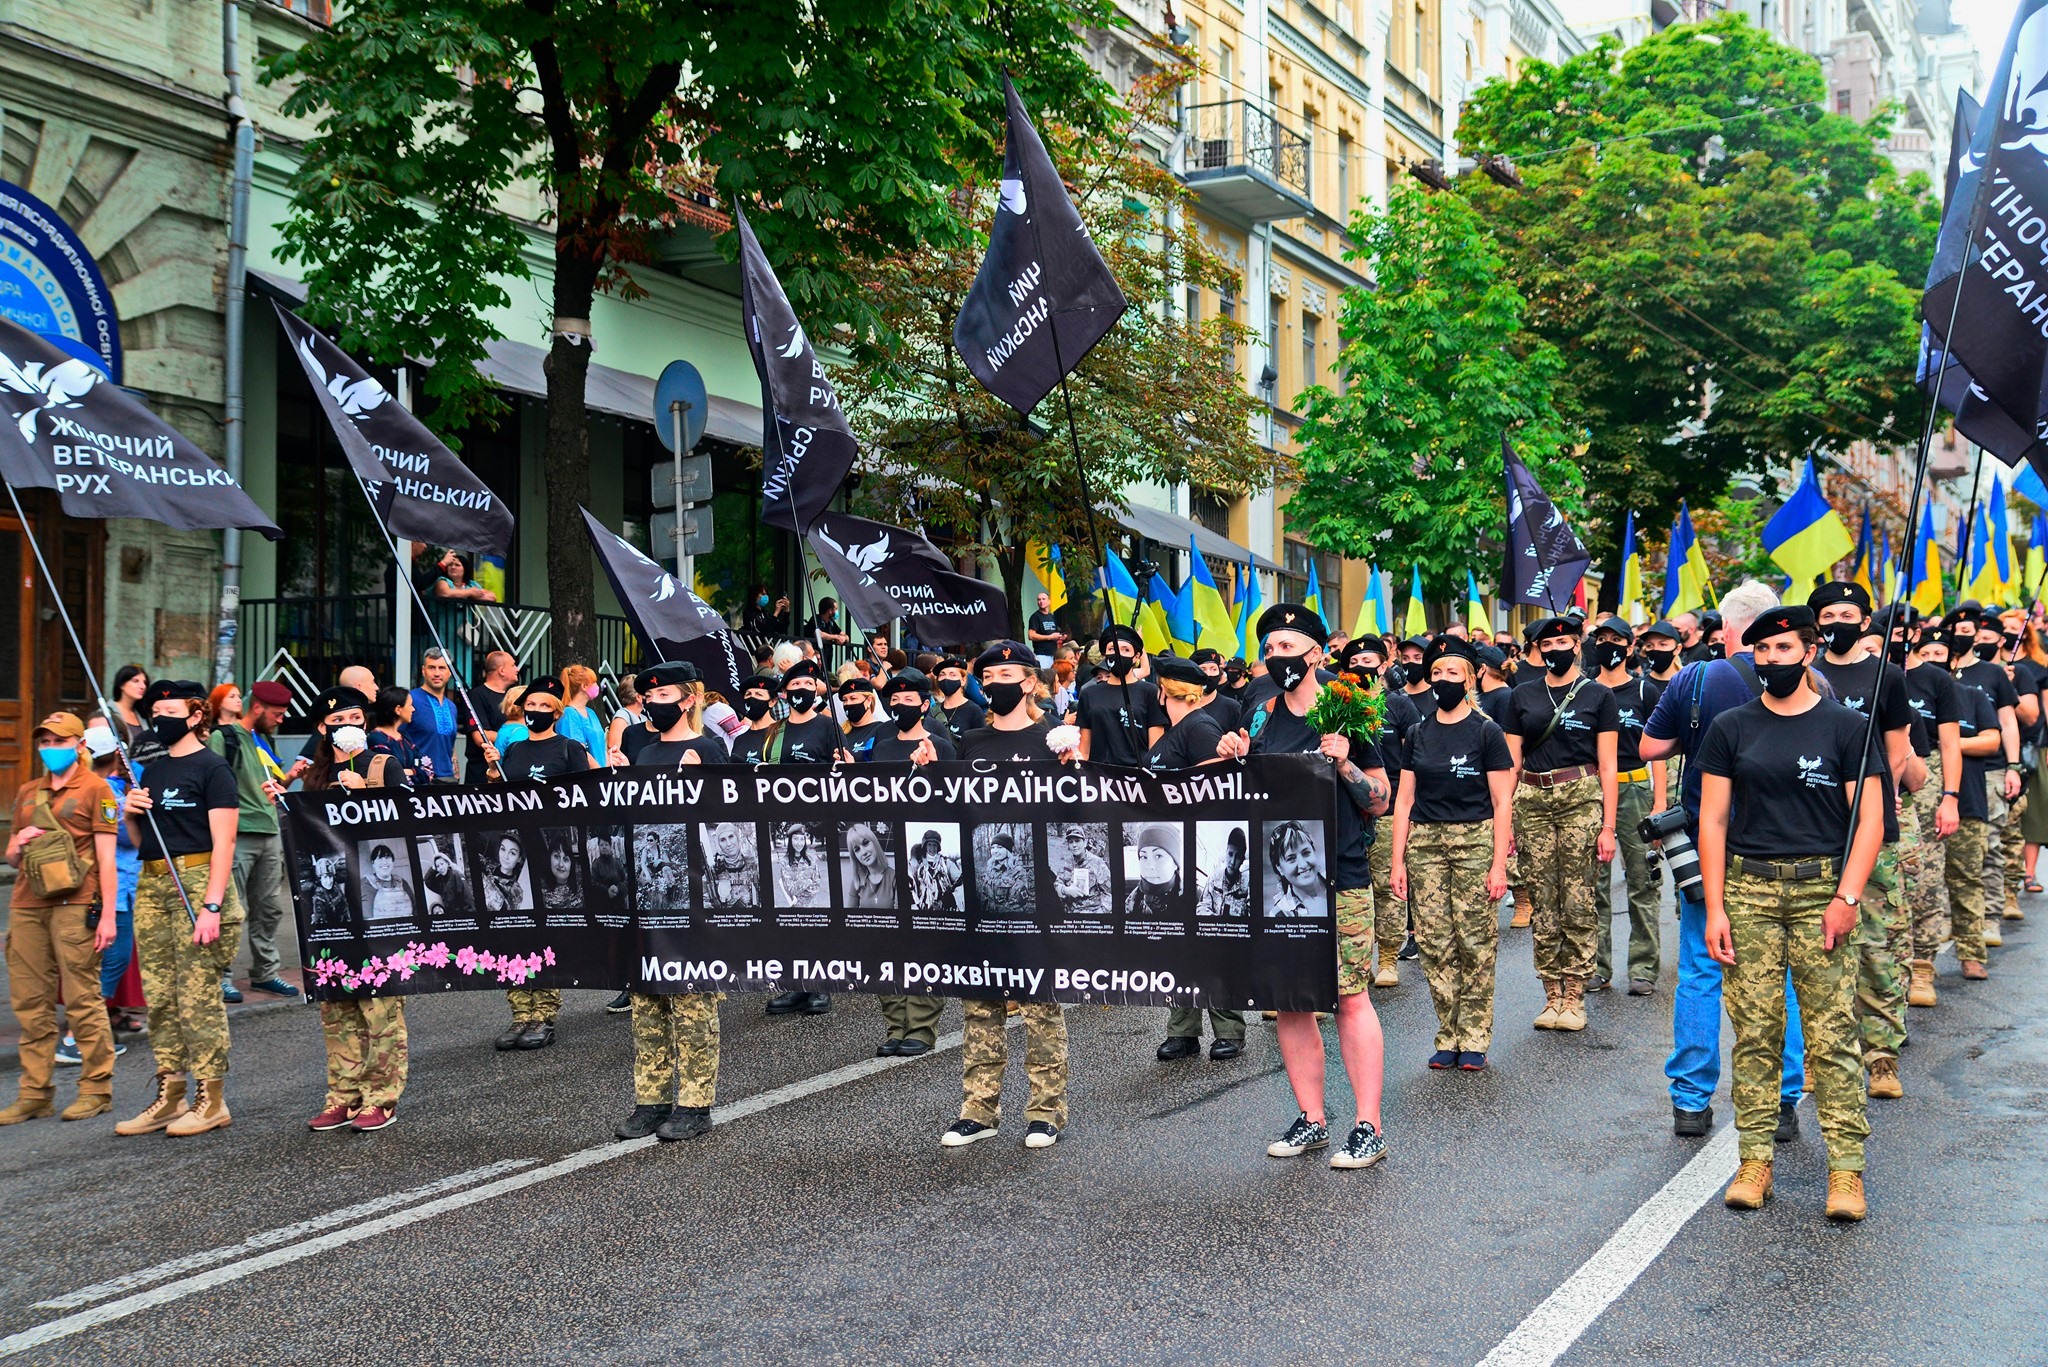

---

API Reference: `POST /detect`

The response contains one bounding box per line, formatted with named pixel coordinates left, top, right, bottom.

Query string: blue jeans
left=98, top=861, right=138, bottom=1000
left=1666, top=884, right=1804, bottom=1111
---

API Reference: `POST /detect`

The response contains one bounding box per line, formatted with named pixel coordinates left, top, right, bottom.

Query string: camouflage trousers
left=1595, top=776, right=1662, bottom=984
left=961, top=998, right=1067, bottom=1128
left=1407, top=819, right=1500, bottom=1053
left=1366, top=830, right=1408, bottom=961
left=1854, top=848, right=1908, bottom=1063
left=1335, top=887, right=1373, bottom=998
left=507, top=987, right=562, bottom=1023
left=2004, top=790, right=2028, bottom=913
left=135, top=863, right=244, bottom=1080
left=1513, top=775, right=1603, bottom=982
left=1723, top=870, right=1868, bottom=1171
left=6, top=901, right=114, bottom=1100
left=1984, top=780, right=2022, bottom=918
left=1899, top=755, right=1951, bottom=963
left=877, top=994, right=944, bottom=1048
left=631, top=992, right=722, bottom=1107
left=1942, top=818, right=1989, bottom=964
left=321, top=997, right=408, bottom=1111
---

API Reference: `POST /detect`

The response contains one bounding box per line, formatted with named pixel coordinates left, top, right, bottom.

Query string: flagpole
left=1, top=482, right=199, bottom=924
left=1955, top=443, right=1985, bottom=599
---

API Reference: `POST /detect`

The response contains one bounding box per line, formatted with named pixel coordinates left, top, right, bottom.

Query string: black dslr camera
left=1639, top=807, right=1702, bottom=893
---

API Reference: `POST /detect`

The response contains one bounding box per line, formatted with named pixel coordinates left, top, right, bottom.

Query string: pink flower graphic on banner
left=310, top=940, right=558, bottom=994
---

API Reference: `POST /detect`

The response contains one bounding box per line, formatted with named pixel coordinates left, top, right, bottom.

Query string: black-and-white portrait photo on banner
left=771, top=821, right=832, bottom=908
left=633, top=823, right=691, bottom=911
left=302, top=852, right=350, bottom=931
left=1262, top=819, right=1329, bottom=919
left=585, top=824, right=629, bottom=917
left=1048, top=822, right=1111, bottom=918
left=357, top=838, right=417, bottom=922
left=906, top=823, right=962, bottom=913
left=1122, top=822, right=1187, bottom=919
left=1194, top=821, right=1251, bottom=917
left=970, top=823, right=1036, bottom=918
left=839, top=821, right=899, bottom=910
left=702, top=822, right=760, bottom=909
left=476, top=830, right=535, bottom=914
left=415, top=832, right=472, bottom=920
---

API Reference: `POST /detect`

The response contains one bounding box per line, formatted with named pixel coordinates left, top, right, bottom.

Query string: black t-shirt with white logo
left=1076, top=678, right=1165, bottom=768
left=1147, top=708, right=1226, bottom=770
left=1606, top=675, right=1665, bottom=771
left=777, top=715, right=845, bottom=764
left=1249, top=693, right=1384, bottom=891
left=1502, top=674, right=1619, bottom=773
left=1028, top=610, right=1059, bottom=646
left=859, top=731, right=957, bottom=764
left=499, top=735, right=592, bottom=782
left=1696, top=696, right=1874, bottom=860
left=2013, top=657, right=2047, bottom=744
left=1401, top=711, right=1513, bottom=825
left=1815, top=655, right=1913, bottom=844
left=729, top=728, right=773, bottom=765
left=1958, top=686, right=1997, bottom=821
left=936, top=698, right=985, bottom=743
left=137, top=747, right=239, bottom=860
left=1905, top=661, right=1964, bottom=759
left=635, top=736, right=726, bottom=768
left=957, top=720, right=1054, bottom=764
left=1958, top=659, right=2019, bottom=714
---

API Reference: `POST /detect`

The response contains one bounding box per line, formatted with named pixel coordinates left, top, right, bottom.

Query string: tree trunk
left=997, top=544, right=1026, bottom=638
left=544, top=253, right=600, bottom=670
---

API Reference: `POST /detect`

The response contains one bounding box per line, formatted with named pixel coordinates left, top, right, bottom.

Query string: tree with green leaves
left=264, top=0, right=1118, bottom=662
left=1287, top=182, right=1581, bottom=599
left=1455, top=13, right=1937, bottom=568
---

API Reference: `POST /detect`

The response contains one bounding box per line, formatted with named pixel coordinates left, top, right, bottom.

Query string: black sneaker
left=1587, top=974, right=1610, bottom=993
left=1396, top=936, right=1420, bottom=962
left=1024, top=1121, right=1060, bottom=1149
left=655, top=1106, right=712, bottom=1141
left=1330, top=1120, right=1387, bottom=1169
left=493, top=1021, right=528, bottom=1051
left=605, top=991, right=633, bottom=1014
left=1266, top=1111, right=1330, bottom=1157
left=1776, top=1099, right=1800, bottom=1142
left=1628, top=979, right=1657, bottom=996
left=941, top=1119, right=997, bottom=1148
left=1673, top=1105, right=1713, bottom=1138
left=615, top=1104, right=670, bottom=1140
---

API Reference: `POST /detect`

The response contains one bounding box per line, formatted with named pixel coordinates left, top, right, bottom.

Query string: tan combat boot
left=1374, top=951, right=1400, bottom=988
left=2003, top=901, right=2025, bottom=921
left=1907, top=959, right=1938, bottom=1008
left=1533, top=980, right=1561, bottom=1030
left=1867, top=1058, right=1903, bottom=1099
left=1509, top=893, right=1531, bottom=929
left=1962, top=959, right=1989, bottom=980
left=1984, top=918, right=2003, bottom=947
left=1724, top=1159, right=1773, bottom=1209
left=166, top=1078, right=231, bottom=1136
left=114, top=1072, right=189, bottom=1136
left=1825, top=1170, right=1867, bottom=1221
left=61, top=1094, right=111, bottom=1122
left=1553, top=977, right=1588, bottom=1032
left=0, top=1095, right=54, bottom=1125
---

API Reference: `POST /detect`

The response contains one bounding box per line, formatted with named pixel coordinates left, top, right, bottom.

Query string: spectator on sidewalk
left=400, top=647, right=461, bottom=784
left=465, top=650, right=519, bottom=781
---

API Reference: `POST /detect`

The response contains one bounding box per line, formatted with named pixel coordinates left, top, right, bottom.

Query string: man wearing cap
left=0, top=712, right=121, bottom=1124
left=1589, top=615, right=1666, bottom=995
left=209, top=680, right=299, bottom=1001
left=1074, top=624, right=1165, bottom=766
left=1501, top=615, right=1619, bottom=1032
left=115, top=680, right=246, bottom=1137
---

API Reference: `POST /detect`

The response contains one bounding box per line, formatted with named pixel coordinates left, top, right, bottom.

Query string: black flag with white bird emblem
left=0, top=316, right=280, bottom=538
left=276, top=304, right=513, bottom=554
left=1502, top=436, right=1589, bottom=611
left=581, top=508, right=747, bottom=697
left=807, top=511, right=1009, bottom=646
left=737, top=208, right=860, bottom=535
left=952, top=75, right=1128, bottom=416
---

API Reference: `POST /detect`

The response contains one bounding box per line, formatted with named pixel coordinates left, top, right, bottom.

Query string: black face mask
left=1541, top=647, right=1578, bottom=675
left=741, top=696, right=772, bottom=722
left=1707, top=643, right=1726, bottom=660
left=150, top=715, right=192, bottom=749
left=1643, top=649, right=1676, bottom=674
left=1819, top=622, right=1863, bottom=656
left=787, top=690, right=819, bottom=713
left=1266, top=653, right=1311, bottom=693
left=890, top=702, right=924, bottom=732
left=525, top=710, right=556, bottom=733
left=1754, top=661, right=1806, bottom=698
left=842, top=698, right=870, bottom=722
left=985, top=681, right=1026, bottom=716
left=1430, top=679, right=1467, bottom=712
left=1975, top=639, right=2003, bottom=661
left=1107, top=654, right=1135, bottom=679
left=1591, top=642, right=1627, bottom=672
left=937, top=678, right=962, bottom=698
left=644, top=699, right=684, bottom=732
left=1887, top=640, right=1909, bottom=666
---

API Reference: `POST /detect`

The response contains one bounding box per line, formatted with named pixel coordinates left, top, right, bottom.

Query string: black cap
left=738, top=674, right=775, bottom=695
left=524, top=675, right=566, bottom=702
left=1592, top=615, right=1632, bottom=639
left=1475, top=645, right=1508, bottom=671
left=1807, top=581, right=1872, bottom=615
left=1424, top=636, right=1479, bottom=668
left=781, top=659, right=823, bottom=685
left=1640, top=621, right=1683, bottom=644
left=141, top=679, right=206, bottom=707
left=1150, top=654, right=1210, bottom=688
left=1400, top=635, right=1431, bottom=651
left=635, top=660, right=700, bottom=692
left=311, top=684, right=371, bottom=720
left=1255, top=603, right=1329, bottom=648
left=1525, top=615, right=1582, bottom=644
left=1742, top=604, right=1816, bottom=646
left=973, top=641, right=1037, bottom=674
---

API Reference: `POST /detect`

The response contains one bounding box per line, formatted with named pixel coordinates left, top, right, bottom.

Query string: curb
left=0, top=994, right=311, bottom=1075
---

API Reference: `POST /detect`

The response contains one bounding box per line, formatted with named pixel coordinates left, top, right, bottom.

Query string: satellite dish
left=653, top=360, right=709, bottom=455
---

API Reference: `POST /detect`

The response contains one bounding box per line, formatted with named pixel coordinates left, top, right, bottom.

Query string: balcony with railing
left=1179, top=101, right=1316, bottom=226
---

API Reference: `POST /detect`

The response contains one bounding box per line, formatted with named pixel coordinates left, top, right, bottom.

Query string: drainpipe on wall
left=214, top=0, right=256, bottom=684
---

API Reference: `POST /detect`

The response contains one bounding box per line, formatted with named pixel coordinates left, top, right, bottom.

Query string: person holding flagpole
left=1588, top=615, right=1665, bottom=995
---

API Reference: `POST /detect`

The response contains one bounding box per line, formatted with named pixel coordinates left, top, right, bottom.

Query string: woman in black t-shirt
left=1390, top=638, right=1514, bottom=1070
left=1695, top=605, right=1883, bottom=1222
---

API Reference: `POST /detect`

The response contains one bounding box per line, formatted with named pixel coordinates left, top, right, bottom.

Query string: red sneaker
left=307, top=1103, right=355, bottom=1132
left=350, top=1105, right=397, bottom=1132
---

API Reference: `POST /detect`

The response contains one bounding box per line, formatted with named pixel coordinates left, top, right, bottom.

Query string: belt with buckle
left=1618, top=766, right=1650, bottom=784
left=1525, top=764, right=1596, bottom=789
left=1736, top=856, right=1838, bottom=883
left=143, top=851, right=213, bottom=876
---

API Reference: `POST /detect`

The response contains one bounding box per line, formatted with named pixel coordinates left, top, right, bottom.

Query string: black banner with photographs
left=283, top=759, right=1341, bottom=1012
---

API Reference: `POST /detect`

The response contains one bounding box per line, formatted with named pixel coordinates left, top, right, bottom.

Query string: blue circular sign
left=653, top=360, right=708, bottom=454
left=0, top=179, right=121, bottom=381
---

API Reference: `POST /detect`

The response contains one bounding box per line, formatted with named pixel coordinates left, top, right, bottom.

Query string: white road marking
left=1, top=1025, right=990, bottom=1358
left=1477, top=1126, right=1739, bottom=1367
left=33, top=1159, right=538, bottom=1310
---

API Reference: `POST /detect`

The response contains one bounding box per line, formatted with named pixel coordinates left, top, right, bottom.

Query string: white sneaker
left=1024, top=1121, right=1060, bottom=1149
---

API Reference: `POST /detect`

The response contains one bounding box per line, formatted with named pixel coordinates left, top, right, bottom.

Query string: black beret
left=1098, top=623, right=1145, bottom=653
left=935, top=656, right=969, bottom=674
left=781, top=659, right=823, bottom=684
left=1189, top=647, right=1225, bottom=667
left=1742, top=604, right=1816, bottom=646
left=1920, top=630, right=1962, bottom=654
left=311, top=685, right=371, bottom=721
left=1255, top=602, right=1329, bottom=648
left=635, top=660, right=700, bottom=692
left=1345, top=635, right=1386, bottom=661
left=1424, top=636, right=1479, bottom=668
left=886, top=668, right=931, bottom=697
left=972, top=641, right=1038, bottom=674
left=141, top=679, right=206, bottom=707
left=1640, top=621, right=1683, bottom=644
left=738, top=674, right=776, bottom=694
left=836, top=674, right=876, bottom=696
left=524, top=675, right=566, bottom=702
left=1807, top=581, right=1871, bottom=615
left=1150, top=654, right=1210, bottom=688
left=1525, top=615, right=1582, bottom=644
left=1475, top=645, right=1508, bottom=671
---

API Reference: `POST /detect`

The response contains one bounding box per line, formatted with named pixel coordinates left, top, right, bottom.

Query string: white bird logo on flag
left=815, top=526, right=891, bottom=584
left=998, top=178, right=1028, bottom=214
left=0, top=351, right=101, bottom=442
left=777, top=323, right=806, bottom=360
left=294, top=337, right=389, bottom=419
left=614, top=532, right=677, bottom=602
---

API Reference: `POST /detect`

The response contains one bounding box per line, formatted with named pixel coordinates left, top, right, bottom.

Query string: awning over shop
left=1115, top=500, right=1281, bottom=572
left=250, top=270, right=765, bottom=448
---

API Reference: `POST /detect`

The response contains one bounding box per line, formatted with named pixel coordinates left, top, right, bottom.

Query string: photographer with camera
left=1640, top=581, right=1808, bottom=1141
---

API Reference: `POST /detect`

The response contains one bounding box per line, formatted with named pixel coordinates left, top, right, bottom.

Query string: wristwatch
left=202, top=901, right=222, bottom=916
left=1941, top=789, right=1960, bottom=799
left=1834, top=892, right=1860, bottom=907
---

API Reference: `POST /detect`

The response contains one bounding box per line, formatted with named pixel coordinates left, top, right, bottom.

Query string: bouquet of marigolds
left=1305, top=674, right=1386, bottom=746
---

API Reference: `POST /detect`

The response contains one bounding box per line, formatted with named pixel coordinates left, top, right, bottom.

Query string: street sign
left=652, top=508, right=715, bottom=557
left=653, top=360, right=708, bottom=454
left=649, top=455, right=712, bottom=510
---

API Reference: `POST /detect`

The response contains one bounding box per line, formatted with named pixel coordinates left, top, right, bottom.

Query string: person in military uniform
left=1341, top=638, right=1419, bottom=986
left=615, top=662, right=728, bottom=1142
left=1697, top=606, right=1882, bottom=1221
left=1500, top=615, right=1619, bottom=1033
left=298, top=685, right=411, bottom=1133
left=1894, top=611, right=1962, bottom=1008
left=1948, top=608, right=2024, bottom=949
left=1588, top=615, right=1666, bottom=994
left=1933, top=630, right=2003, bottom=980
left=1390, top=637, right=1514, bottom=1070
left=115, top=681, right=247, bottom=1138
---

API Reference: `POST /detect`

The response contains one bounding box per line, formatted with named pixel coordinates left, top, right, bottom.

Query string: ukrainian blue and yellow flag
left=1235, top=556, right=1262, bottom=657
left=1188, top=539, right=1238, bottom=650
left=1989, top=476, right=2015, bottom=596
left=1097, top=547, right=1141, bottom=627
left=1910, top=502, right=1944, bottom=615
left=1303, top=558, right=1323, bottom=621
left=1405, top=565, right=1428, bottom=638
left=1139, top=572, right=1176, bottom=656
left=1619, top=512, right=1645, bottom=624
left=1966, top=500, right=2001, bottom=604
left=1850, top=508, right=1875, bottom=600
left=1352, top=562, right=1385, bottom=640
left=1662, top=501, right=1713, bottom=617
left=2026, top=512, right=2047, bottom=603
left=1027, top=541, right=1067, bottom=611
left=1762, top=457, right=1854, bottom=593
left=1466, top=570, right=1489, bottom=637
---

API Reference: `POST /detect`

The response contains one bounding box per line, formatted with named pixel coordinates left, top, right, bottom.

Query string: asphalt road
left=2, top=885, right=2044, bottom=1365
